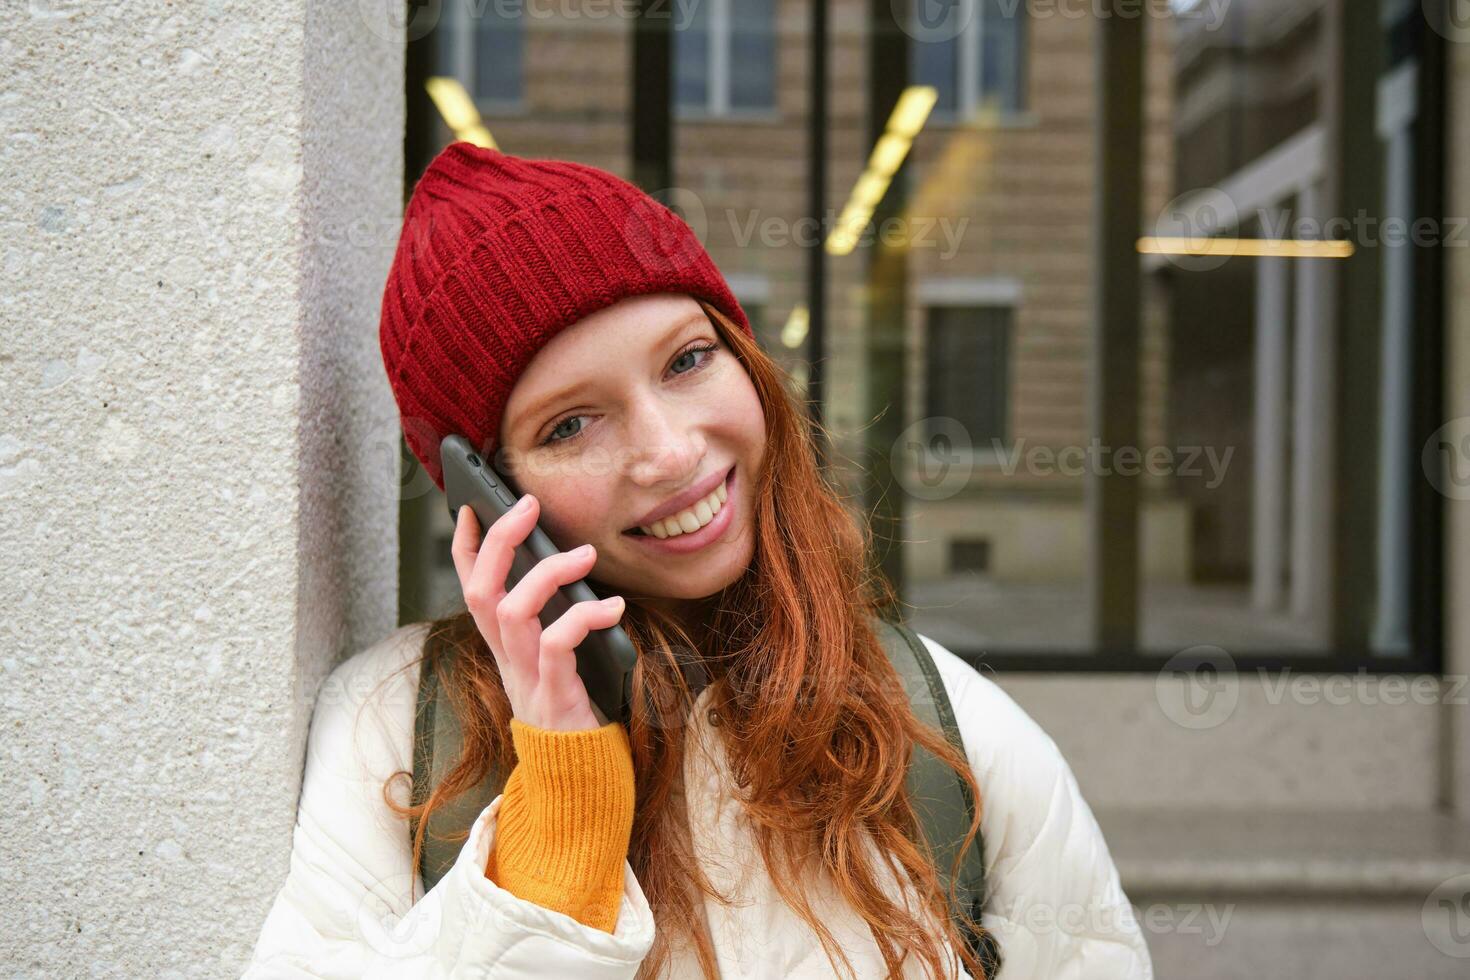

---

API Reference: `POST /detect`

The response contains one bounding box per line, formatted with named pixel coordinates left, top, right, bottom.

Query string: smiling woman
left=245, top=141, right=1149, bottom=980
left=493, top=292, right=766, bottom=606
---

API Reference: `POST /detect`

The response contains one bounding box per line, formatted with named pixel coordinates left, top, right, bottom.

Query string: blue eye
left=545, top=416, right=583, bottom=443
left=537, top=341, right=720, bottom=447
left=671, top=342, right=718, bottom=375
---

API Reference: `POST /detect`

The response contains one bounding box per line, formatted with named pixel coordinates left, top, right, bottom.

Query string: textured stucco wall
left=0, top=3, right=403, bottom=975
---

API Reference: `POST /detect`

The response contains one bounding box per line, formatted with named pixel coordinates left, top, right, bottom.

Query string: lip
left=626, top=464, right=736, bottom=530
left=622, top=466, right=737, bottom=556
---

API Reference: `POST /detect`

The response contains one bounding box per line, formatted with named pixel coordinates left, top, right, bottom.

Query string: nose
left=624, top=393, right=705, bottom=488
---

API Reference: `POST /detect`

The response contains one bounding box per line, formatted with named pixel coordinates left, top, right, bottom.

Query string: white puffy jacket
left=243, top=622, right=1153, bottom=979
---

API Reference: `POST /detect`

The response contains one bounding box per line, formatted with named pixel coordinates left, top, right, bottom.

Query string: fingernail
left=514, top=494, right=533, bottom=512
left=574, top=543, right=594, bottom=557
left=603, top=595, right=624, bottom=608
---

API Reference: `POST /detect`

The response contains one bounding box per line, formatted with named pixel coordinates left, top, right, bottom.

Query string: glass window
left=910, top=0, right=1027, bottom=120
left=730, top=0, right=777, bottom=110
left=674, top=0, right=710, bottom=109
left=471, top=4, right=522, bottom=103
left=676, top=0, right=776, bottom=115
left=1119, top=0, right=1439, bottom=664
left=979, top=0, right=1025, bottom=113
left=912, top=24, right=960, bottom=116
left=925, top=305, right=1011, bottom=449
left=405, top=0, right=1445, bottom=673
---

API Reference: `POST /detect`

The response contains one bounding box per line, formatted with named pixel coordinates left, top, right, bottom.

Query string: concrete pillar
left=1289, top=181, right=1336, bottom=640
left=1252, top=216, right=1291, bottom=612
left=0, top=3, right=403, bottom=973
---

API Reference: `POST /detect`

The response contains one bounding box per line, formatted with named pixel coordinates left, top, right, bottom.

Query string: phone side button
left=495, top=488, right=516, bottom=508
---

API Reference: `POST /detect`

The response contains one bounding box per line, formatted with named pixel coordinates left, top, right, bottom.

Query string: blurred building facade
left=406, top=0, right=1186, bottom=650
left=393, top=2, right=1470, bottom=976
left=8, top=2, right=1468, bottom=976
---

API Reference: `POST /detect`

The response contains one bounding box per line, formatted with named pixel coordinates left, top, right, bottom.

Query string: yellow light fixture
left=1137, top=237, right=1355, bottom=259
left=867, top=133, right=910, bottom=176
left=887, top=86, right=939, bottom=140
left=850, top=171, right=892, bottom=211
left=826, top=86, right=938, bottom=256
left=781, top=305, right=810, bottom=349
left=425, top=76, right=497, bottom=149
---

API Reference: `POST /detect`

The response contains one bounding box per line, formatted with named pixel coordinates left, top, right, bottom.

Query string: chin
left=659, top=562, right=747, bottom=600
left=621, top=542, right=753, bottom=602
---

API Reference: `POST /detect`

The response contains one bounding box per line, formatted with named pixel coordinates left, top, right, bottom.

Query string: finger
left=539, top=595, right=626, bottom=695
left=451, top=506, right=516, bottom=660
left=498, top=543, right=598, bottom=632
left=449, top=505, right=481, bottom=587
left=460, top=497, right=543, bottom=669
left=497, top=543, right=599, bottom=669
left=466, top=494, right=540, bottom=615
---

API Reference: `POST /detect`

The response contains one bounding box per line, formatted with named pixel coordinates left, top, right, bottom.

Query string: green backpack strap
left=873, top=614, right=1002, bottom=979
left=411, top=647, right=506, bottom=894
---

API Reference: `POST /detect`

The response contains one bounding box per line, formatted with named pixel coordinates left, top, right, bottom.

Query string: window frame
left=450, top=0, right=527, bottom=113
left=915, top=278, right=1020, bottom=470
left=674, top=0, right=780, bottom=121
left=909, top=0, right=1029, bottom=123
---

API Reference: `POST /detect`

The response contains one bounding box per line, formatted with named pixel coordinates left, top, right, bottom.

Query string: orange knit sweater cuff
left=483, top=718, right=637, bottom=934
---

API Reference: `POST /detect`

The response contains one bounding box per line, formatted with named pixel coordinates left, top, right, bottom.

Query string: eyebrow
left=513, top=312, right=711, bottom=438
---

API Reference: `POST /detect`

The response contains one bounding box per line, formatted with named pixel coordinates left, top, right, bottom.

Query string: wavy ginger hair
left=384, top=299, right=997, bottom=980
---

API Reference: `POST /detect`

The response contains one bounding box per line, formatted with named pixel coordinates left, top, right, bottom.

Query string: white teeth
left=639, top=484, right=726, bottom=539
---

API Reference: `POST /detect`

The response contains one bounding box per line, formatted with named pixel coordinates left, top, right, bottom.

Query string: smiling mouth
left=623, top=467, right=732, bottom=540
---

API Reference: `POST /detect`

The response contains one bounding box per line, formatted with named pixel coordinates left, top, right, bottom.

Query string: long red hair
left=383, top=299, right=996, bottom=980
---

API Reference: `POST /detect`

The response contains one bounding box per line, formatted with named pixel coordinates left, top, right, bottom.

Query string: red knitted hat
left=379, top=141, right=752, bottom=491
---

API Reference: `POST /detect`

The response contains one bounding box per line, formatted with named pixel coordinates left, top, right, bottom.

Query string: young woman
left=244, top=142, right=1152, bottom=979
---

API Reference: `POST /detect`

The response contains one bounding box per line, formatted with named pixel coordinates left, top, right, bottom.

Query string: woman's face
left=497, top=292, right=766, bottom=602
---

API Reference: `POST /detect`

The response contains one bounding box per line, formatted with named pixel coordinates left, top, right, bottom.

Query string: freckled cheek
left=535, top=487, right=621, bottom=547
left=722, top=375, right=767, bottom=456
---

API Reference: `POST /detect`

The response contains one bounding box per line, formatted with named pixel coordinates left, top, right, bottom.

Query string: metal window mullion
left=454, top=0, right=475, bottom=97
left=711, top=0, right=730, bottom=114
left=807, top=0, right=829, bottom=456
left=1088, top=6, right=1145, bottom=655
left=963, top=0, right=981, bottom=116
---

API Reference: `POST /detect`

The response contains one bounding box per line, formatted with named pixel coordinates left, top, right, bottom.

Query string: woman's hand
left=451, top=495, right=625, bottom=731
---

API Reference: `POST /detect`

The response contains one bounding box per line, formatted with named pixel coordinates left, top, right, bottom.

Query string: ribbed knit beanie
left=379, top=141, right=752, bottom=491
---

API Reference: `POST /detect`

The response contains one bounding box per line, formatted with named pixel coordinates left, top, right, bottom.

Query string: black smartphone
left=440, top=434, right=638, bottom=726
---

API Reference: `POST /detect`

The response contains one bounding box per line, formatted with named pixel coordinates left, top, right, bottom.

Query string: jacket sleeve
left=241, top=624, right=656, bottom=979
left=916, top=632, right=1154, bottom=980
